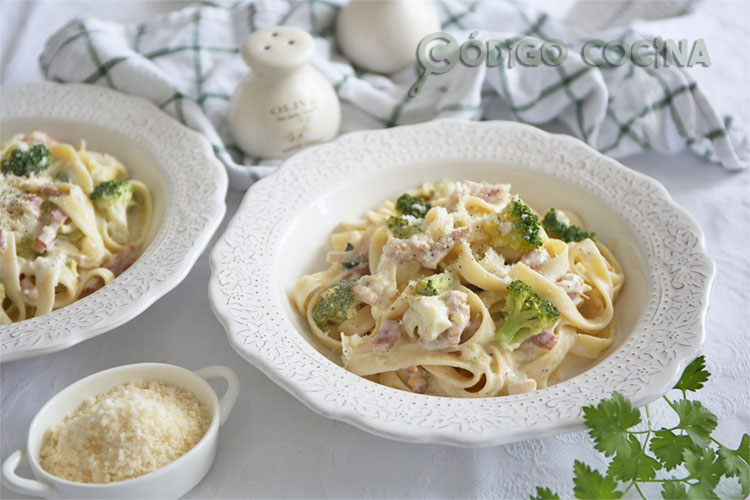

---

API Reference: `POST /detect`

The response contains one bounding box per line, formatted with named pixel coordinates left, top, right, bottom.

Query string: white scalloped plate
left=209, top=119, right=713, bottom=447
left=1, top=83, right=227, bottom=362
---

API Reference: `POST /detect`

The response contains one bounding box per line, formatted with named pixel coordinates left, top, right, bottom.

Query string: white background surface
left=1, top=1, right=748, bottom=499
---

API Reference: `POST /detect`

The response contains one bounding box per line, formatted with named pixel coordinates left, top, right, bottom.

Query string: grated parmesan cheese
left=39, top=380, right=211, bottom=484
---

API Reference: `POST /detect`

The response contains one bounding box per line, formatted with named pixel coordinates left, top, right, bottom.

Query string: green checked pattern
left=40, top=0, right=746, bottom=189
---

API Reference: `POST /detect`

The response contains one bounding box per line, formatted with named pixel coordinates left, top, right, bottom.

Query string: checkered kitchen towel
left=41, top=0, right=748, bottom=189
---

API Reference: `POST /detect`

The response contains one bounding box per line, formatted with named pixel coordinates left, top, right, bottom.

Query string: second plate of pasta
left=2, top=131, right=152, bottom=324
left=1, top=83, right=227, bottom=361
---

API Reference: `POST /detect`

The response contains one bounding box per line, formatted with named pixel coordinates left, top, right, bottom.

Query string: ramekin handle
left=195, top=365, right=240, bottom=425
left=2, top=449, right=53, bottom=498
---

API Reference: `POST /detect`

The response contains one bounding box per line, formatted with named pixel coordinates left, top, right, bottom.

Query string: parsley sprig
left=532, top=356, right=749, bottom=499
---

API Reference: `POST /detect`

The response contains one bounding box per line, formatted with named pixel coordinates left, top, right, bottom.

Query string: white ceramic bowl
left=1, top=83, right=228, bottom=361
left=209, top=119, right=714, bottom=447
left=1, top=363, right=239, bottom=499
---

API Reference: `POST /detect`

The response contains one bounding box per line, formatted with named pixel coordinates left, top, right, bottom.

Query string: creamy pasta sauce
left=1, top=131, right=152, bottom=324
left=291, top=180, right=624, bottom=397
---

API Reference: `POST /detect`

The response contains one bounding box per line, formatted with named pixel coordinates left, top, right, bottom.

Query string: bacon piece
left=528, top=330, right=558, bottom=350
left=520, top=248, right=550, bottom=269
left=459, top=181, right=510, bottom=204
left=383, top=226, right=470, bottom=269
left=0, top=229, right=6, bottom=254
left=382, top=237, right=430, bottom=261
left=20, top=276, right=38, bottom=302
left=104, top=244, right=139, bottom=277
left=442, top=290, right=471, bottom=341
left=79, top=245, right=140, bottom=297
left=423, top=290, right=471, bottom=350
left=420, top=226, right=471, bottom=268
left=25, top=130, right=56, bottom=145
left=353, top=274, right=393, bottom=306
left=400, top=366, right=429, bottom=394
left=567, top=291, right=586, bottom=306
left=372, top=320, right=402, bottom=354
left=32, top=208, right=69, bottom=253
left=558, top=273, right=591, bottom=306
left=40, top=186, right=64, bottom=198
left=49, top=208, right=67, bottom=224
left=80, top=277, right=105, bottom=298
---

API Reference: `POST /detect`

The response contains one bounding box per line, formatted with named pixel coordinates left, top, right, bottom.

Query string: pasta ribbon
left=291, top=180, right=624, bottom=397
left=1, top=132, right=152, bottom=323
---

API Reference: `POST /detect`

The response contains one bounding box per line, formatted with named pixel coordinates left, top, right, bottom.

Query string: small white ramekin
left=2, top=363, right=239, bottom=499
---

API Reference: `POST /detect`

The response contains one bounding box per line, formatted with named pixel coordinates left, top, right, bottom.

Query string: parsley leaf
left=532, top=358, right=747, bottom=500
left=719, top=434, right=750, bottom=497
left=686, top=481, right=721, bottom=500
left=649, top=429, right=696, bottom=471
left=572, top=460, right=623, bottom=499
left=607, top=435, right=661, bottom=482
left=674, top=355, right=710, bottom=393
left=739, top=433, right=750, bottom=458
left=583, top=391, right=641, bottom=456
left=530, top=486, right=560, bottom=500
left=673, top=399, right=718, bottom=448
left=661, top=479, right=688, bottom=499
left=684, top=448, right=725, bottom=489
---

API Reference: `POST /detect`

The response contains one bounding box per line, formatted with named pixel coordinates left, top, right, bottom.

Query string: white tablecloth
left=2, top=2, right=749, bottom=499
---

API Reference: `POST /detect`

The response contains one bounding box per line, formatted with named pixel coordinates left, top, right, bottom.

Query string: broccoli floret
left=90, top=181, right=135, bottom=241
left=387, top=215, right=422, bottom=239
left=500, top=196, right=543, bottom=250
left=312, top=279, right=362, bottom=327
left=483, top=196, right=543, bottom=259
left=388, top=193, right=430, bottom=239
left=395, top=193, right=431, bottom=218
left=542, top=209, right=595, bottom=242
left=494, top=280, right=559, bottom=350
left=415, top=272, right=455, bottom=296
left=90, top=180, right=133, bottom=205
left=1, top=144, right=51, bottom=176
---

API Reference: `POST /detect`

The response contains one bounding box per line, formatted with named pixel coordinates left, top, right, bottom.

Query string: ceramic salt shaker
left=229, top=26, right=341, bottom=159
left=336, top=0, right=441, bottom=74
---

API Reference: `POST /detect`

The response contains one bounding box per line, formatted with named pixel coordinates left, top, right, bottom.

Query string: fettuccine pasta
left=292, top=180, right=623, bottom=397
left=1, top=131, right=152, bottom=324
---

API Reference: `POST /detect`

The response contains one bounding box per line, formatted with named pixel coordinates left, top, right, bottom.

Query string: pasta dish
left=291, top=180, right=624, bottom=397
left=1, top=131, right=152, bottom=324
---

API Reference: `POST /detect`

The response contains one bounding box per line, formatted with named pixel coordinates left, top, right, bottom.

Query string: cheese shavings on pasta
left=1, top=131, right=152, bottom=324
left=291, top=180, right=624, bottom=397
